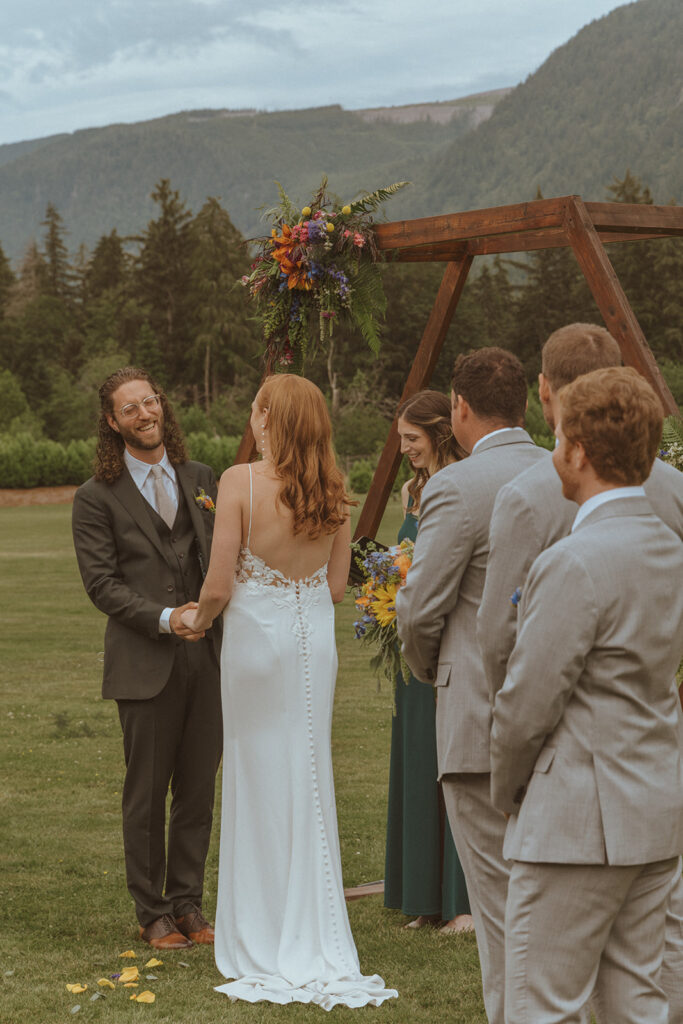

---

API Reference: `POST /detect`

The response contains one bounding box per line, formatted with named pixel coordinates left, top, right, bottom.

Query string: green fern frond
left=662, top=415, right=683, bottom=448
left=259, top=182, right=298, bottom=226
left=348, top=262, right=386, bottom=354
left=349, top=181, right=410, bottom=216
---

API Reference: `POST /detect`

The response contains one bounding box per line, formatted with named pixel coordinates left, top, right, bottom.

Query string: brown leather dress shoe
left=175, top=906, right=215, bottom=945
left=139, top=913, right=193, bottom=950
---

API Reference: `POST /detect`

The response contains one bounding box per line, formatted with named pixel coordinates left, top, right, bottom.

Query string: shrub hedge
left=0, top=433, right=242, bottom=489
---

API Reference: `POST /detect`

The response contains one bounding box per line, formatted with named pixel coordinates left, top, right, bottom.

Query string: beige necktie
left=150, top=465, right=176, bottom=528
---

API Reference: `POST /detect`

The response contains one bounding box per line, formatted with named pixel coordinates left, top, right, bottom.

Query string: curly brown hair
left=397, top=390, right=466, bottom=508
left=94, top=367, right=188, bottom=484
left=559, top=366, right=663, bottom=485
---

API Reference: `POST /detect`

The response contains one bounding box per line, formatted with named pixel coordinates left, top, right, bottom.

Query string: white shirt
left=123, top=447, right=179, bottom=513
left=572, top=486, right=647, bottom=532
left=123, top=448, right=178, bottom=633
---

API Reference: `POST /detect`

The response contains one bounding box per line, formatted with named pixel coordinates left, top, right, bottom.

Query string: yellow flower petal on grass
left=66, top=983, right=87, bottom=993
left=144, top=958, right=163, bottom=968
left=123, top=983, right=138, bottom=988
left=118, top=967, right=139, bottom=984
left=133, top=991, right=156, bottom=1003
left=97, top=978, right=115, bottom=989
left=119, top=950, right=136, bottom=958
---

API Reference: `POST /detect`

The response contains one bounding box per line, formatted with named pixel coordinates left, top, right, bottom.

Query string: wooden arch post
left=354, top=195, right=682, bottom=539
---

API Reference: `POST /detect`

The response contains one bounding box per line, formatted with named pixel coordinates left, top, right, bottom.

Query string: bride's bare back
left=187, top=460, right=351, bottom=631
left=242, top=462, right=338, bottom=580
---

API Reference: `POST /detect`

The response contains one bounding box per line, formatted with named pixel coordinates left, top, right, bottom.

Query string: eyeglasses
left=116, top=395, right=161, bottom=419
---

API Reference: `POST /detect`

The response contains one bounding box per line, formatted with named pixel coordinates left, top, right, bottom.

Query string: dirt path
left=0, top=486, right=78, bottom=507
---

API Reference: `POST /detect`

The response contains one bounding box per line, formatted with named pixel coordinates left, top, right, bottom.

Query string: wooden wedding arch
left=235, top=194, right=683, bottom=539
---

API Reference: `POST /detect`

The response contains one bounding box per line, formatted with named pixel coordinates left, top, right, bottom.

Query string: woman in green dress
left=384, top=390, right=474, bottom=934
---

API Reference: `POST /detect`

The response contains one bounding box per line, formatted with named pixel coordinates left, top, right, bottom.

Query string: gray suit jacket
left=396, top=427, right=546, bottom=774
left=478, top=456, right=683, bottom=701
left=490, top=496, right=683, bottom=866
left=72, top=459, right=220, bottom=700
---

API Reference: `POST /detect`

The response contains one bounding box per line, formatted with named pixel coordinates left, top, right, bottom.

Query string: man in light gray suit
left=396, top=347, right=546, bottom=1024
left=491, top=366, right=683, bottom=1023
left=479, top=323, right=683, bottom=1019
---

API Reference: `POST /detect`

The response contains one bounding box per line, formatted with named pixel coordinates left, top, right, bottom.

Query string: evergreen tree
left=187, top=197, right=259, bottom=409
left=41, top=203, right=73, bottom=301
left=86, top=230, right=128, bottom=299
left=606, top=171, right=683, bottom=362
left=510, top=245, right=598, bottom=375
left=134, top=179, right=194, bottom=382
left=0, top=241, right=16, bottom=317
left=134, top=322, right=167, bottom=386
left=5, top=242, right=47, bottom=318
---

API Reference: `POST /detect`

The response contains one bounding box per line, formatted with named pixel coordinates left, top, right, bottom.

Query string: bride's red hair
left=257, top=374, right=352, bottom=537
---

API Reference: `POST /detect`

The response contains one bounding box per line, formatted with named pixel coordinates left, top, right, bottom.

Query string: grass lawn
left=0, top=499, right=486, bottom=1024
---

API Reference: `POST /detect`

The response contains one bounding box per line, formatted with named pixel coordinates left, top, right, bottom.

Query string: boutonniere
left=194, top=488, right=216, bottom=514
left=510, top=586, right=522, bottom=607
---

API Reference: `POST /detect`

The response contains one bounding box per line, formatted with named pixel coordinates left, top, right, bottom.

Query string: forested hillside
left=421, top=0, right=683, bottom=214
left=0, top=171, right=680, bottom=462
left=0, top=101, right=486, bottom=262
left=0, top=0, right=680, bottom=466
left=0, top=0, right=680, bottom=264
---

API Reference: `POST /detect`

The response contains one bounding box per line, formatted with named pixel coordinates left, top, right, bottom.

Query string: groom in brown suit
left=72, top=367, right=222, bottom=950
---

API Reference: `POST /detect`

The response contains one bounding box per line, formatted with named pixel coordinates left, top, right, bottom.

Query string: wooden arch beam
left=235, top=196, right=681, bottom=538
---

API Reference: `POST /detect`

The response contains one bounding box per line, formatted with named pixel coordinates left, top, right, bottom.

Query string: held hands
left=171, top=602, right=205, bottom=641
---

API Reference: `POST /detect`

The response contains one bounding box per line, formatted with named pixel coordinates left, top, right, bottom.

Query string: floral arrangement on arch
left=351, top=538, right=414, bottom=695
left=241, top=177, right=408, bottom=371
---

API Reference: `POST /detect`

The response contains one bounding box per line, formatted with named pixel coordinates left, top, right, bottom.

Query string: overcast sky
left=0, top=0, right=626, bottom=147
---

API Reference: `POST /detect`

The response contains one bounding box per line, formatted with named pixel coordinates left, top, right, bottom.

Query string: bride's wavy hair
left=257, top=374, right=352, bottom=537
left=397, top=389, right=467, bottom=508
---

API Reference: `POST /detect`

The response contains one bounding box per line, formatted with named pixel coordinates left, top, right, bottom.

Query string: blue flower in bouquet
left=306, top=219, right=328, bottom=243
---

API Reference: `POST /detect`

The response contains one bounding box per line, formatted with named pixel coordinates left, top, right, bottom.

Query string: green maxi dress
left=384, top=502, right=471, bottom=920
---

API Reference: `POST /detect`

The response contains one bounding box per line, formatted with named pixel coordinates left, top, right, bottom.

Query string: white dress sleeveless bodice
left=213, top=465, right=397, bottom=1009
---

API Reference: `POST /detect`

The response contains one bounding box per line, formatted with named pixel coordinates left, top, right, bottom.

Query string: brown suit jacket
left=72, top=459, right=221, bottom=700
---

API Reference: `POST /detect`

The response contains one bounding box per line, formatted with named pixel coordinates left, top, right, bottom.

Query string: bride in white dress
left=182, top=374, right=398, bottom=1010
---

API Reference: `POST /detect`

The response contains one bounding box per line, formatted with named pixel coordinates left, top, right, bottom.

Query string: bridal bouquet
left=351, top=538, right=414, bottom=691
left=241, top=176, right=408, bottom=371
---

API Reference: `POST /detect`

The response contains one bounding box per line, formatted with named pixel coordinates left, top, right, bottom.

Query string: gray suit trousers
left=505, top=857, right=679, bottom=1024
left=443, top=773, right=509, bottom=1024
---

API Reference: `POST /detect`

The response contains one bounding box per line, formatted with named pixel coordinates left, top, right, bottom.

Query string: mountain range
left=0, top=0, right=680, bottom=264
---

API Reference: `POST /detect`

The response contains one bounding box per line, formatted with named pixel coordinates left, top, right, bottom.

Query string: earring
left=260, top=420, right=266, bottom=455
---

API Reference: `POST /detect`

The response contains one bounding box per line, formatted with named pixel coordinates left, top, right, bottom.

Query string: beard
left=115, top=416, right=165, bottom=453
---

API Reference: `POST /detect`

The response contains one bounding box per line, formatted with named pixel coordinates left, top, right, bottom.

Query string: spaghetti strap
left=246, top=463, right=253, bottom=549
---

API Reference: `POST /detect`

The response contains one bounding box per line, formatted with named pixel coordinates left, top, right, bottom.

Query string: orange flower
left=394, top=554, right=412, bottom=580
